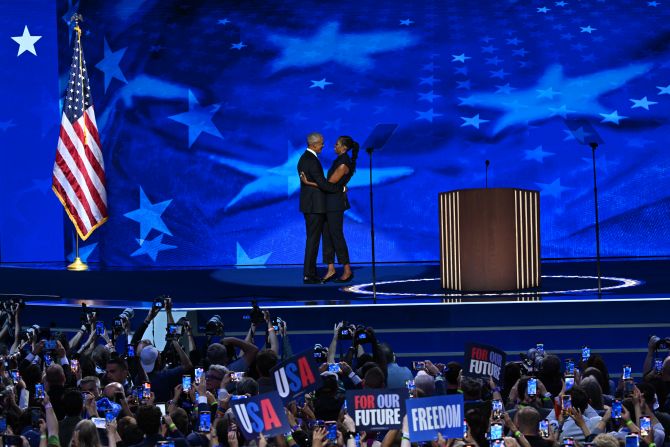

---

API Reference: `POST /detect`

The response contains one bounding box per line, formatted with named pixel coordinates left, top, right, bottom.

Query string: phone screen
left=539, top=419, right=549, bottom=437
left=640, top=417, right=651, bottom=437
left=199, top=411, right=211, bottom=432
left=0, top=417, right=6, bottom=434
left=127, top=345, right=135, bottom=357
left=156, top=403, right=166, bottom=415
left=655, top=359, right=663, bottom=373
left=92, top=417, right=107, bottom=429
left=625, top=435, right=639, bottom=447
left=328, top=363, right=341, bottom=373
left=492, top=400, right=503, bottom=420
left=612, top=400, right=622, bottom=419
left=43, top=353, right=52, bottom=366
left=35, top=384, right=45, bottom=399
left=463, top=419, right=468, bottom=438
left=10, top=370, right=19, bottom=383
left=565, top=376, right=575, bottom=391
left=70, top=359, right=79, bottom=374
left=30, top=409, right=41, bottom=427
left=143, top=382, right=151, bottom=399
left=582, top=347, right=590, bottom=361
left=562, top=395, right=572, bottom=414
left=536, top=343, right=544, bottom=355
left=623, top=365, right=632, bottom=380
left=527, top=378, right=537, bottom=396
left=195, top=368, right=204, bottom=384
left=95, top=322, right=105, bottom=336
left=326, top=422, right=338, bottom=441
left=490, top=423, right=503, bottom=440
left=565, top=359, right=575, bottom=375
left=182, top=375, right=192, bottom=391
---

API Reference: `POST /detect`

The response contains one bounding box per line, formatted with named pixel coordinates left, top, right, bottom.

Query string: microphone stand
left=589, top=142, right=602, bottom=295
left=485, top=160, right=490, bottom=188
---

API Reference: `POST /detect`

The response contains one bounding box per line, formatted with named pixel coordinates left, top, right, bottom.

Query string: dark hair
left=63, top=389, right=84, bottom=417
left=236, top=377, right=259, bottom=396
left=170, top=407, right=189, bottom=435
left=338, top=136, right=359, bottom=173
left=136, top=405, right=162, bottom=436
left=255, top=349, right=278, bottom=378
left=584, top=354, right=611, bottom=394
left=568, top=385, right=589, bottom=412
left=445, top=361, right=463, bottom=385
left=106, top=357, right=128, bottom=371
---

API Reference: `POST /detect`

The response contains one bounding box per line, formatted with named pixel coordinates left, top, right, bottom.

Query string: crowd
left=0, top=298, right=668, bottom=447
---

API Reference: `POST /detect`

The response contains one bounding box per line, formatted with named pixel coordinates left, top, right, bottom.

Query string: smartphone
left=143, top=382, right=151, bottom=399
left=492, top=399, right=504, bottom=420
left=44, top=353, right=53, bottom=366
left=199, top=411, right=211, bottom=432
left=105, top=410, right=115, bottom=423
left=9, top=370, right=19, bottom=383
left=563, top=438, right=575, bottom=447
left=0, top=416, right=6, bottom=434
left=326, top=421, right=338, bottom=442
left=625, top=435, right=639, bottom=447
left=655, top=359, right=662, bottom=374
left=70, top=359, right=80, bottom=374
left=562, top=395, right=572, bottom=415
left=539, top=419, right=549, bottom=437
left=217, top=389, right=227, bottom=401
left=412, top=361, right=426, bottom=371
left=127, top=345, right=135, bottom=357
left=536, top=343, right=544, bottom=355
left=623, top=365, right=632, bottom=380
left=582, top=346, right=590, bottom=362
left=612, top=400, right=622, bottom=419
left=624, top=380, right=635, bottom=395
left=565, top=376, right=575, bottom=391
left=153, top=298, right=164, bottom=309
left=527, top=377, right=537, bottom=396
left=232, top=372, right=245, bottom=382
left=406, top=379, right=416, bottom=397
left=640, top=417, right=651, bottom=437
left=156, top=403, right=166, bottom=415
left=490, top=423, right=503, bottom=440
left=92, top=417, right=107, bottom=429
left=157, top=443, right=176, bottom=447
left=565, top=359, right=575, bottom=375
left=35, top=384, right=45, bottom=399
left=182, top=375, right=192, bottom=392
left=328, top=363, right=341, bottom=373
left=95, top=321, right=105, bottom=336
left=195, top=368, right=204, bottom=385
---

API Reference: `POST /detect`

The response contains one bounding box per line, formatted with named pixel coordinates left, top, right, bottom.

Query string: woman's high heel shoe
left=321, top=271, right=337, bottom=283
left=334, top=272, right=354, bottom=283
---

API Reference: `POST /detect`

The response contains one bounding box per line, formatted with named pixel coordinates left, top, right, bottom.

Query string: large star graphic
left=267, top=22, right=418, bottom=72
left=202, top=141, right=413, bottom=212
left=524, top=145, right=555, bottom=163
left=11, top=26, right=42, bottom=56
left=131, top=234, right=176, bottom=262
left=124, top=187, right=173, bottom=242
left=168, top=90, right=223, bottom=148
left=95, top=38, right=128, bottom=92
left=461, top=63, right=652, bottom=134
left=236, top=242, right=272, bottom=268
left=536, top=178, right=572, bottom=199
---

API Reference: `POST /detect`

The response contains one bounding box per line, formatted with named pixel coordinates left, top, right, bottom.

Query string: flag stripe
left=52, top=167, right=92, bottom=233
left=67, top=117, right=107, bottom=212
left=55, top=146, right=99, bottom=226
left=57, top=123, right=105, bottom=220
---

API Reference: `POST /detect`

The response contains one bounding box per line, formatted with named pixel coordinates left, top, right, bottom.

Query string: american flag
left=52, top=23, right=107, bottom=241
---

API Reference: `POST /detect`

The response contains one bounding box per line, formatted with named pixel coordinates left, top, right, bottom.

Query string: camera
left=22, top=324, right=42, bottom=342
left=248, top=301, right=265, bottom=325
left=1, top=297, right=24, bottom=314
left=153, top=296, right=169, bottom=310
left=518, top=346, right=545, bottom=375
left=338, top=321, right=354, bottom=340
left=114, top=308, right=134, bottom=332
left=314, top=344, right=328, bottom=362
left=205, top=315, right=224, bottom=336
left=649, top=335, right=670, bottom=351
left=166, top=323, right=184, bottom=341
left=80, top=303, right=96, bottom=325
left=271, top=317, right=284, bottom=332
left=354, top=325, right=371, bottom=344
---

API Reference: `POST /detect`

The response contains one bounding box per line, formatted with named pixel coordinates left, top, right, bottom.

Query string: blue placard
left=230, top=391, right=290, bottom=440
left=271, top=350, right=322, bottom=403
left=406, top=394, right=464, bottom=442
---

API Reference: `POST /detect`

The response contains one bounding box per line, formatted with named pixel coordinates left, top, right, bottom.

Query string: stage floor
left=0, top=258, right=668, bottom=310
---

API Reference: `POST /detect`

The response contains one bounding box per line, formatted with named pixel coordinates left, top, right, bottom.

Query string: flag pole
left=66, top=14, right=89, bottom=272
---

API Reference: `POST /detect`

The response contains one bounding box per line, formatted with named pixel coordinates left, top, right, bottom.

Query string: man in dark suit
left=298, top=132, right=340, bottom=283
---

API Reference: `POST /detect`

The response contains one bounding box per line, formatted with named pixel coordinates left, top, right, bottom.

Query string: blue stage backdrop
left=1, top=0, right=669, bottom=266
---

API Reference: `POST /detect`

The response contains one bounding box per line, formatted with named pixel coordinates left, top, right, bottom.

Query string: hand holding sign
left=230, top=391, right=290, bottom=440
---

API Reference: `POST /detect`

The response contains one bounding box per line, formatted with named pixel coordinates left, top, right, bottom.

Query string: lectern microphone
left=485, top=160, right=490, bottom=189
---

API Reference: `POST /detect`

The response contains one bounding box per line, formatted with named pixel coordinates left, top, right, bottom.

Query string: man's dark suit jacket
left=297, top=150, right=339, bottom=213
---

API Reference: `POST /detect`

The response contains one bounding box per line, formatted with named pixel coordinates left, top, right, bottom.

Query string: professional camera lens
left=119, top=308, right=134, bottom=322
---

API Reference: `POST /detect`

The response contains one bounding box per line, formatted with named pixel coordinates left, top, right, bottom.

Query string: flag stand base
left=67, top=257, right=88, bottom=271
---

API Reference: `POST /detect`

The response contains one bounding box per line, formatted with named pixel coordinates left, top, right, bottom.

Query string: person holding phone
left=547, top=386, right=604, bottom=443
left=509, top=407, right=555, bottom=447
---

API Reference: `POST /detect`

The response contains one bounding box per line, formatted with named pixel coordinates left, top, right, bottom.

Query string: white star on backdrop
left=11, top=26, right=42, bottom=56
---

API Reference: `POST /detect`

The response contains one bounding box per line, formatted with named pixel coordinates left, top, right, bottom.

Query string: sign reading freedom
left=345, top=389, right=406, bottom=431
left=270, top=350, right=322, bottom=402
left=406, top=394, right=464, bottom=442
left=463, top=342, right=506, bottom=384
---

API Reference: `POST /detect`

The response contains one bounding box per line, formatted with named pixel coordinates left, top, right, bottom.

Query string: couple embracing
left=297, top=132, right=358, bottom=284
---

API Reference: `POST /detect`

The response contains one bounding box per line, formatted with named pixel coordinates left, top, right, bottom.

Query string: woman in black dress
left=300, top=136, right=358, bottom=282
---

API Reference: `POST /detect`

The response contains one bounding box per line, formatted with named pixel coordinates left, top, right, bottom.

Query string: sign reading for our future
left=231, top=391, right=290, bottom=439
left=406, top=394, right=464, bottom=442
left=270, top=350, right=322, bottom=402
left=463, top=342, right=506, bottom=384
left=345, top=389, right=406, bottom=431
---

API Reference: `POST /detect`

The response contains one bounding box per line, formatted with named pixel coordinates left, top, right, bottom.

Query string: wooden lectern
left=438, top=188, right=540, bottom=291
